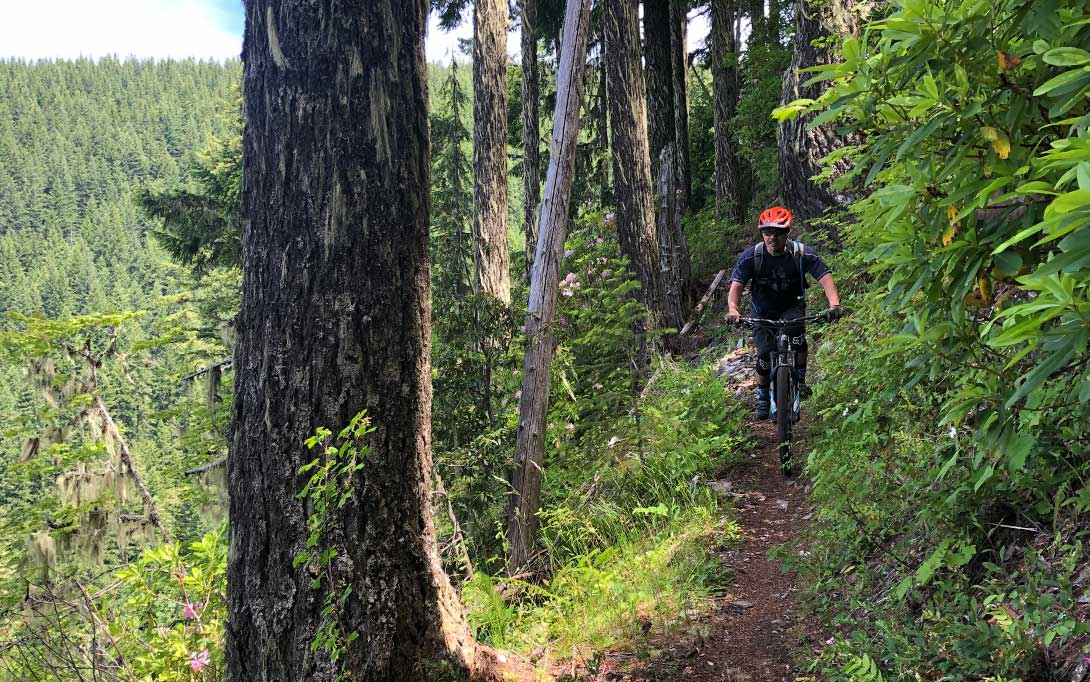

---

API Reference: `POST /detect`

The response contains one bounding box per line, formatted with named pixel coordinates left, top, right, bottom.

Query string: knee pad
left=755, top=354, right=771, bottom=378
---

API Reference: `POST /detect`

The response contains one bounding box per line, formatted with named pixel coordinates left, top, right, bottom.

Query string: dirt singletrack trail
left=588, top=347, right=825, bottom=681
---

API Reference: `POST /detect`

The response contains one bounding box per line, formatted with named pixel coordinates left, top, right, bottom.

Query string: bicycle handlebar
left=734, top=310, right=846, bottom=328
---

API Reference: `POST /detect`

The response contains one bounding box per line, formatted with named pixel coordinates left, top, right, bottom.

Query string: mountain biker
left=724, top=206, right=843, bottom=419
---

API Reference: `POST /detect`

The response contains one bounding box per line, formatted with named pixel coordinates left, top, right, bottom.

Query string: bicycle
left=736, top=311, right=840, bottom=476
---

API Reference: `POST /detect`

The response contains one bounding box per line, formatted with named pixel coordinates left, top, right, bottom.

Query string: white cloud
left=0, top=0, right=241, bottom=61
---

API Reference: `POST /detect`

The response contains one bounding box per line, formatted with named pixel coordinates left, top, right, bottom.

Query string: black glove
left=824, top=305, right=844, bottom=322
left=725, top=310, right=741, bottom=325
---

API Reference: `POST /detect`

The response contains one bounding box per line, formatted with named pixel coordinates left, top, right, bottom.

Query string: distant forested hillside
left=0, top=58, right=244, bottom=576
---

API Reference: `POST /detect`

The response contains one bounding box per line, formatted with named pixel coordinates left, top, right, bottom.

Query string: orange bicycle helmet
left=757, top=206, right=793, bottom=230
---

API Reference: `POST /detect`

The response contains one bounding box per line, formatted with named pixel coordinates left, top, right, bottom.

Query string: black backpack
left=753, top=239, right=806, bottom=299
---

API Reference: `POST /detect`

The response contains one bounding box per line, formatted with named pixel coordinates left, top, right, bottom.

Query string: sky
left=0, top=1, right=710, bottom=63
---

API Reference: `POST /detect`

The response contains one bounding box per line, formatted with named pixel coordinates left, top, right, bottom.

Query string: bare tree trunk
left=712, top=0, right=742, bottom=221
left=231, top=2, right=495, bottom=679
left=521, top=0, right=541, bottom=280
left=656, top=145, right=691, bottom=329
left=643, top=0, right=673, bottom=184
left=604, top=0, right=662, bottom=325
left=506, top=0, right=594, bottom=577
left=778, top=0, right=868, bottom=242
left=669, top=0, right=691, bottom=208
left=474, top=0, right=511, bottom=303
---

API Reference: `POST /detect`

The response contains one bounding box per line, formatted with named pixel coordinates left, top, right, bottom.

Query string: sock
left=757, top=385, right=769, bottom=399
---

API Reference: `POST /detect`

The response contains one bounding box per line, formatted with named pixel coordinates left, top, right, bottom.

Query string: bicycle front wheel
left=775, top=364, right=793, bottom=475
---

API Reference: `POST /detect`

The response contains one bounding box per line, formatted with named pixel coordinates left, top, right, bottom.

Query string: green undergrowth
left=462, top=354, right=747, bottom=667
left=789, top=276, right=1090, bottom=681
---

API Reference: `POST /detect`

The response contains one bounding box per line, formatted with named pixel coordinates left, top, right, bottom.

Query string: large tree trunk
left=778, top=0, right=867, bottom=243
left=506, top=0, right=593, bottom=576
left=643, top=0, right=673, bottom=185
left=521, top=0, right=541, bottom=280
left=230, top=2, right=493, bottom=679
left=669, top=0, right=691, bottom=209
left=474, top=0, right=511, bottom=303
left=712, top=0, right=742, bottom=221
left=604, top=0, right=662, bottom=325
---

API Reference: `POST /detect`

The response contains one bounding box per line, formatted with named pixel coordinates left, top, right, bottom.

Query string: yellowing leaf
left=943, top=204, right=961, bottom=245
left=980, top=127, right=1011, bottom=159
left=997, top=51, right=1022, bottom=70
left=979, top=276, right=992, bottom=303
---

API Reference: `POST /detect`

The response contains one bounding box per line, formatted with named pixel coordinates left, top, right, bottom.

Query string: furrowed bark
left=656, top=145, right=691, bottom=330
left=506, top=0, right=593, bottom=577
left=604, top=0, right=662, bottom=326
left=231, top=2, right=495, bottom=679
left=669, top=0, right=691, bottom=208
left=474, top=0, right=511, bottom=303
left=712, top=0, right=742, bottom=221
left=521, top=0, right=541, bottom=279
left=643, top=0, right=674, bottom=184
left=778, top=0, right=870, bottom=242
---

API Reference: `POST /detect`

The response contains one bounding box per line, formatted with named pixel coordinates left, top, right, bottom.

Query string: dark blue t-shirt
left=730, top=243, right=831, bottom=317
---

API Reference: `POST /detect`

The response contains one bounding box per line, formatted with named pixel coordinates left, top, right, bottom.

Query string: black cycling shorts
left=752, top=304, right=807, bottom=357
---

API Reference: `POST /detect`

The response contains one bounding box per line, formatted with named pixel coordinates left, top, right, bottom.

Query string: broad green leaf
left=1033, top=67, right=1090, bottom=96
left=1042, top=47, right=1090, bottom=66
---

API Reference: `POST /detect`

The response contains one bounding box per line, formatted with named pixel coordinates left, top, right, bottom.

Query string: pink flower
left=604, top=212, right=615, bottom=223
left=548, top=423, right=555, bottom=430
left=562, top=289, right=574, bottom=297
left=594, top=383, right=604, bottom=390
left=564, top=249, right=574, bottom=258
left=564, top=272, right=577, bottom=284
left=566, top=423, right=575, bottom=432
left=596, top=237, right=604, bottom=244
left=190, top=649, right=210, bottom=672
left=514, top=406, right=520, bottom=414
left=182, top=603, right=199, bottom=620
left=601, top=270, right=612, bottom=278
left=825, top=637, right=835, bottom=645
left=514, top=390, right=522, bottom=399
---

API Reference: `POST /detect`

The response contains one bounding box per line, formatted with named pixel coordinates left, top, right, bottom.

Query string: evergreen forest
left=0, top=0, right=1088, bottom=680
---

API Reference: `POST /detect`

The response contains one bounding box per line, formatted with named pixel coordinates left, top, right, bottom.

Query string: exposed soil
left=583, top=348, right=827, bottom=682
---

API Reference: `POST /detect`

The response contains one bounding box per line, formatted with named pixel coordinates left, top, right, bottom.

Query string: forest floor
left=583, top=346, right=828, bottom=681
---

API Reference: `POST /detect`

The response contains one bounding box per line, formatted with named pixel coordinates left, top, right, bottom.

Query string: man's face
left=761, top=228, right=789, bottom=255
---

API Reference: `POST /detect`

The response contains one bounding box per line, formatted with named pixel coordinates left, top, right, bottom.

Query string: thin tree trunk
left=521, top=0, right=541, bottom=280
left=643, top=0, right=673, bottom=184
left=656, top=145, right=691, bottom=329
left=474, top=0, right=511, bottom=303
left=231, top=2, right=495, bottom=679
left=604, top=0, right=662, bottom=325
left=778, top=0, right=868, bottom=242
left=506, top=0, right=593, bottom=577
left=712, top=0, right=742, bottom=221
left=669, top=0, right=691, bottom=209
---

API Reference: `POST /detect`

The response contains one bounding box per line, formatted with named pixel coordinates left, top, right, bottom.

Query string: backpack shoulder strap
left=753, top=241, right=765, bottom=275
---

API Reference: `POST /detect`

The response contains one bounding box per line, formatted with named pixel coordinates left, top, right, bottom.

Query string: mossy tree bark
left=230, top=2, right=494, bottom=679
left=474, top=0, right=511, bottom=303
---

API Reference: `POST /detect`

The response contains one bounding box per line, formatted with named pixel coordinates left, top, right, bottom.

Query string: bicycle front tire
left=775, top=364, right=793, bottom=475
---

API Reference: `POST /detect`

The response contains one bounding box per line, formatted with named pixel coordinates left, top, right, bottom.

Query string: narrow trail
left=589, top=347, right=826, bottom=681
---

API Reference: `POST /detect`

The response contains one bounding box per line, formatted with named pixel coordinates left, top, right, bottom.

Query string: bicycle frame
left=738, top=312, right=831, bottom=475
